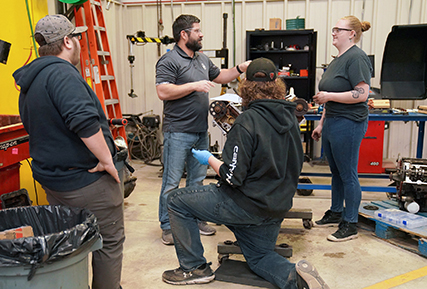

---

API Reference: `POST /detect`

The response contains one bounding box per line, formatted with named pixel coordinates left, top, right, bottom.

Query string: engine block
left=391, top=158, right=427, bottom=212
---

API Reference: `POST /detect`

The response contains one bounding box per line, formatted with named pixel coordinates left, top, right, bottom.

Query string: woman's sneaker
left=162, top=263, right=215, bottom=285
left=327, top=221, right=358, bottom=242
left=315, top=210, right=342, bottom=227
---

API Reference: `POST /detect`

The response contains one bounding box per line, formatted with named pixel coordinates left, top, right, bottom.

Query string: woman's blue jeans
left=167, top=184, right=298, bottom=289
left=159, top=131, right=209, bottom=230
left=322, top=116, right=368, bottom=223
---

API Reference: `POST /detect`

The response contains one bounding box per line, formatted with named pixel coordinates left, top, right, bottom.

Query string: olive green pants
left=44, top=173, right=125, bottom=289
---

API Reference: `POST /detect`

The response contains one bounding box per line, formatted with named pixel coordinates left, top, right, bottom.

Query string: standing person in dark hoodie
left=162, top=58, right=329, bottom=289
left=13, top=14, right=124, bottom=289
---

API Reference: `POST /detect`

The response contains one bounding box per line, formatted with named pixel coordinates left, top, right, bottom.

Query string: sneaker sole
left=199, top=230, right=216, bottom=236
left=162, top=274, right=215, bottom=285
left=296, top=260, right=330, bottom=289
left=327, top=233, right=358, bottom=242
left=314, top=222, right=340, bottom=227
left=161, top=238, right=174, bottom=245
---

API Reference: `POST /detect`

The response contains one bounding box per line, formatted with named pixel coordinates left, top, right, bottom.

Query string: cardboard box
left=370, top=99, right=390, bottom=109
left=269, top=18, right=282, bottom=30
left=0, top=225, right=34, bottom=240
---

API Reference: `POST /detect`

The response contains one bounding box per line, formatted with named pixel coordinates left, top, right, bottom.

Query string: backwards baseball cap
left=246, top=58, right=277, bottom=82
left=35, top=14, right=87, bottom=45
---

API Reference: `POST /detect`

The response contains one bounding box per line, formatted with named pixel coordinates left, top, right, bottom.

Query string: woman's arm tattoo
left=351, top=86, right=365, bottom=99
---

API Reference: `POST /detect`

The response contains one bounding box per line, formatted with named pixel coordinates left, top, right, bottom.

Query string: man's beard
left=186, top=38, right=202, bottom=52
left=71, top=38, right=81, bottom=66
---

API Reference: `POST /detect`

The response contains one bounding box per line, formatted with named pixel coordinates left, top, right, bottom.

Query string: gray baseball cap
left=35, top=14, right=87, bottom=45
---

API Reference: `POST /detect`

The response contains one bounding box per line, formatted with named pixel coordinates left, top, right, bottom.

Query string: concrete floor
left=120, top=160, right=427, bottom=289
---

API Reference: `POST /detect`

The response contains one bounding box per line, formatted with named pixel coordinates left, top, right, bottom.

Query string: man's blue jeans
left=322, top=116, right=368, bottom=223
left=159, top=131, right=209, bottom=230
left=167, top=184, right=298, bottom=289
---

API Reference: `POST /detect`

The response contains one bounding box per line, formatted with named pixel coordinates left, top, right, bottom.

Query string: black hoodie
left=218, top=99, right=303, bottom=219
left=13, top=56, right=116, bottom=191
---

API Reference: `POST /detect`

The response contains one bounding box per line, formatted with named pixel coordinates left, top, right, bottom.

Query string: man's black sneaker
left=296, top=260, right=330, bottom=289
left=315, top=210, right=342, bottom=227
left=162, top=263, right=215, bottom=285
left=327, top=221, right=358, bottom=242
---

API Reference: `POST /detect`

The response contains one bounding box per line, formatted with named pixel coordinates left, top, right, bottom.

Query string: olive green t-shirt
left=319, top=45, right=373, bottom=122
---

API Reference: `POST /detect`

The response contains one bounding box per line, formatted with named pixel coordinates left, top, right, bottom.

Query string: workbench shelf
left=246, top=29, right=317, bottom=101
left=359, top=200, right=427, bottom=258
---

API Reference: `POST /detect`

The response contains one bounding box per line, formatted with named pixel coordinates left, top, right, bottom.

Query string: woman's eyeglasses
left=331, top=27, right=353, bottom=34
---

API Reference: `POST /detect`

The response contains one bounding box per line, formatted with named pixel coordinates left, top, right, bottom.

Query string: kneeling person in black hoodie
left=162, top=58, right=329, bottom=289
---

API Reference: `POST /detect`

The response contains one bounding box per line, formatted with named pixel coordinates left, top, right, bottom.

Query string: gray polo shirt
left=319, top=45, right=372, bottom=122
left=156, top=44, right=221, bottom=133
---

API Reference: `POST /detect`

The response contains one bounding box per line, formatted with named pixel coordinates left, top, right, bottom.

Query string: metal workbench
left=298, top=112, right=427, bottom=193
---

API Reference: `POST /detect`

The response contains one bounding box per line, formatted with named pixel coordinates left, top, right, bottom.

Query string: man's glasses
left=184, top=28, right=202, bottom=34
left=331, top=27, right=353, bottom=34
left=69, top=33, right=82, bottom=40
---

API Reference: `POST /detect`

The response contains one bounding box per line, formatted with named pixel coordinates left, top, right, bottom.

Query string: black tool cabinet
left=246, top=29, right=317, bottom=101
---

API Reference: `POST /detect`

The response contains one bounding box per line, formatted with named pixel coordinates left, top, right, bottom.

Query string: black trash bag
left=0, top=205, right=99, bottom=279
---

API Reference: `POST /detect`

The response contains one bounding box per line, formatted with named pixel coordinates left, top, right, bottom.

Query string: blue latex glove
left=191, top=148, right=213, bottom=165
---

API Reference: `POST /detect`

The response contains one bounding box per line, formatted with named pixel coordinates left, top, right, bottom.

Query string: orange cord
left=14, top=48, right=33, bottom=92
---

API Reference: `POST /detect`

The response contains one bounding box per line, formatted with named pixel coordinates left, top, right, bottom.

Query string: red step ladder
left=74, top=0, right=126, bottom=141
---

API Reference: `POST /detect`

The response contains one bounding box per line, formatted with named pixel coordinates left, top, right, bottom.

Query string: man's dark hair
left=35, top=33, right=64, bottom=56
left=172, top=14, right=200, bottom=42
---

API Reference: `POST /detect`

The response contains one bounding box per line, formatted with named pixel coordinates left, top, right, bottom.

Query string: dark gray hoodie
left=13, top=56, right=115, bottom=191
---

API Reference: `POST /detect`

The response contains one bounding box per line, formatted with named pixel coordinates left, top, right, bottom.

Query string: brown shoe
left=296, top=260, right=329, bottom=289
left=198, top=221, right=216, bottom=236
left=162, top=263, right=215, bottom=285
left=162, top=229, right=174, bottom=245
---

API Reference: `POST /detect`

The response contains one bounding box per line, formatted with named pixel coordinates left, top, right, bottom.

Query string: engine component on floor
left=390, top=157, right=427, bottom=212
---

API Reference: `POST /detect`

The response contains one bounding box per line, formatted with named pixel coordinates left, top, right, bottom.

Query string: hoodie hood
left=13, top=56, right=75, bottom=93
left=248, top=99, right=297, bottom=134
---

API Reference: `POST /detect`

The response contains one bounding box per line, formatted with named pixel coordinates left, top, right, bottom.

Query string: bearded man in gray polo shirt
left=156, top=14, right=250, bottom=245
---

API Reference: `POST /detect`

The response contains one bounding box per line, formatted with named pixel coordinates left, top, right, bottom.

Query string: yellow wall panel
left=1, top=0, right=49, bottom=205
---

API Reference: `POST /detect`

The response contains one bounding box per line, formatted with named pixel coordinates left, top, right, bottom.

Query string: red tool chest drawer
left=358, top=121, right=385, bottom=174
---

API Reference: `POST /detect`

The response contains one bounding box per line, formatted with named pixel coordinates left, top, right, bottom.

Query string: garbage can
left=0, top=205, right=101, bottom=289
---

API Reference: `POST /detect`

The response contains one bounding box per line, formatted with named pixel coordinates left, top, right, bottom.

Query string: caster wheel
left=297, top=189, right=313, bottom=196
left=218, top=254, right=229, bottom=264
left=297, top=177, right=313, bottom=196
left=303, top=219, right=313, bottom=229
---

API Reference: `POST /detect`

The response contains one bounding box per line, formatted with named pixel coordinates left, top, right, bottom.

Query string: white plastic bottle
left=404, top=201, right=420, bottom=214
